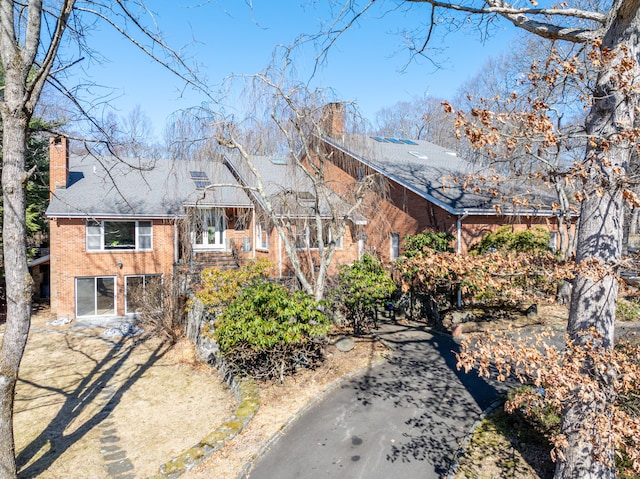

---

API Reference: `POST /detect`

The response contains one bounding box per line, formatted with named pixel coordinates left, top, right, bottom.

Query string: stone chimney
left=321, top=102, right=345, bottom=138
left=49, top=136, right=69, bottom=199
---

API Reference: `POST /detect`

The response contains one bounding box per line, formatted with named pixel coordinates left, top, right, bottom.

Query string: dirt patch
left=10, top=309, right=235, bottom=479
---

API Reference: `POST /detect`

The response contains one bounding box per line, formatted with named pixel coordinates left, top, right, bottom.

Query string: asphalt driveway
left=246, top=320, right=505, bottom=479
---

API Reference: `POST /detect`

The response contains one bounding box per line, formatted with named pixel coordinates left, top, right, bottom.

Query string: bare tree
left=323, top=1, right=640, bottom=477
left=170, top=65, right=374, bottom=301
left=0, top=2, right=202, bottom=477
left=448, top=37, right=598, bottom=258
left=373, top=93, right=458, bottom=148
left=105, top=105, right=159, bottom=158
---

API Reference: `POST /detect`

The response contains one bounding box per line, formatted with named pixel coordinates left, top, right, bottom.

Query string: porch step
left=192, top=251, right=239, bottom=271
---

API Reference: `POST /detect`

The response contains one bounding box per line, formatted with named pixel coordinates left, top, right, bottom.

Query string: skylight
left=271, top=158, right=287, bottom=165
left=190, top=170, right=211, bottom=189
left=373, top=136, right=419, bottom=145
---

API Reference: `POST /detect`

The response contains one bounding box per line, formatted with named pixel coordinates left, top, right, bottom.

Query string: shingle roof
left=324, top=135, right=559, bottom=216
left=46, top=154, right=253, bottom=219
left=224, top=154, right=358, bottom=220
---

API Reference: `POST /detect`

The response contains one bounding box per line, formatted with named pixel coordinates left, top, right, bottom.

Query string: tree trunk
left=0, top=110, right=31, bottom=478
left=559, top=3, right=640, bottom=476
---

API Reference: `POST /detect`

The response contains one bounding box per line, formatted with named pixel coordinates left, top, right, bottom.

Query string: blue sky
left=73, top=1, right=515, bottom=137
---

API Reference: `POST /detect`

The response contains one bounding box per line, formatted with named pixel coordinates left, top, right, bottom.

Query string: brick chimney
left=49, top=136, right=69, bottom=199
left=321, top=102, right=345, bottom=138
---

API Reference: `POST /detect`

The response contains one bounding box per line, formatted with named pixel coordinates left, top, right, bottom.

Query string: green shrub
left=212, top=281, right=330, bottom=381
left=470, top=226, right=550, bottom=255
left=336, top=254, right=396, bottom=334
left=402, top=231, right=454, bottom=257
left=191, top=259, right=271, bottom=314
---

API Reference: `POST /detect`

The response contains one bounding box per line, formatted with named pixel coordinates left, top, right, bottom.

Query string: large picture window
left=76, top=276, right=116, bottom=317
left=86, top=220, right=152, bottom=251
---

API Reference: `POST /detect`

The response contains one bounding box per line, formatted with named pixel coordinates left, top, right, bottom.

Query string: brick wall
left=50, top=217, right=176, bottom=318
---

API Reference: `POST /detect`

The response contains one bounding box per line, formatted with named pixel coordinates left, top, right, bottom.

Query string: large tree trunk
left=558, top=2, right=640, bottom=477
left=0, top=113, right=32, bottom=478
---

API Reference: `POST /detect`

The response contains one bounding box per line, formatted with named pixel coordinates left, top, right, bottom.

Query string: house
left=222, top=152, right=362, bottom=279
left=45, top=108, right=566, bottom=320
left=314, top=103, right=570, bottom=260
left=46, top=137, right=255, bottom=320
left=45, top=138, right=358, bottom=320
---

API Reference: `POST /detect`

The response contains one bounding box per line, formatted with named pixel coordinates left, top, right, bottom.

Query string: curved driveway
left=247, top=320, right=505, bottom=479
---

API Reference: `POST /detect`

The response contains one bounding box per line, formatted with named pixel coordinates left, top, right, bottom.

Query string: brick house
left=45, top=110, right=566, bottom=320
left=45, top=138, right=359, bottom=320
left=46, top=137, right=257, bottom=320
left=315, top=103, right=569, bottom=261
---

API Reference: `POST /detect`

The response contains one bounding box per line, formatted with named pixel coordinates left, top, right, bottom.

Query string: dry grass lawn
left=3, top=308, right=386, bottom=479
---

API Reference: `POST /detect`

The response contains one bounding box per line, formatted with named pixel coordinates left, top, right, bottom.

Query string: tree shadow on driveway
left=349, top=320, right=508, bottom=476
left=15, top=333, right=167, bottom=478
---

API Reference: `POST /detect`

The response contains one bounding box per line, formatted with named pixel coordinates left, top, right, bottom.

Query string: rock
left=451, top=324, right=464, bottom=336
left=335, top=336, right=355, bottom=352
left=449, top=310, right=477, bottom=324
left=525, top=303, right=538, bottom=319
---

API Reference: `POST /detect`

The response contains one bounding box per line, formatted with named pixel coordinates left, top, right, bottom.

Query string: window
left=86, top=220, right=152, bottom=251
left=189, top=170, right=211, bottom=189
left=125, top=274, right=162, bottom=314
left=76, top=276, right=116, bottom=316
left=295, top=221, right=343, bottom=250
left=256, top=222, right=269, bottom=250
left=192, top=208, right=226, bottom=249
left=390, top=233, right=400, bottom=260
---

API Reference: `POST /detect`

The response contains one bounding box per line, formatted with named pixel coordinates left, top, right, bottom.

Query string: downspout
left=278, top=233, right=283, bottom=279
left=456, top=212, right=469, bottom=308
left=173, top=216, right=179, bottom=265
left=252, top=209, right=256, bottom=259
left=456, top=212, right=469, bottom=255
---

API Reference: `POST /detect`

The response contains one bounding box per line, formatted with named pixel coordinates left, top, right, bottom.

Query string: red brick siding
left=49, top=218, right=176, bottom=318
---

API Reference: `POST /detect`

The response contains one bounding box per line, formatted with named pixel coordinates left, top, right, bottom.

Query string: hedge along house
left=46, top=137, right=255, bottom=321
left=315, top=103, right=571, bottom=260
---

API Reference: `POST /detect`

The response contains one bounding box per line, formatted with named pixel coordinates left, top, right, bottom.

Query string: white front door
left=194, top=209, right=226, bottom=249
